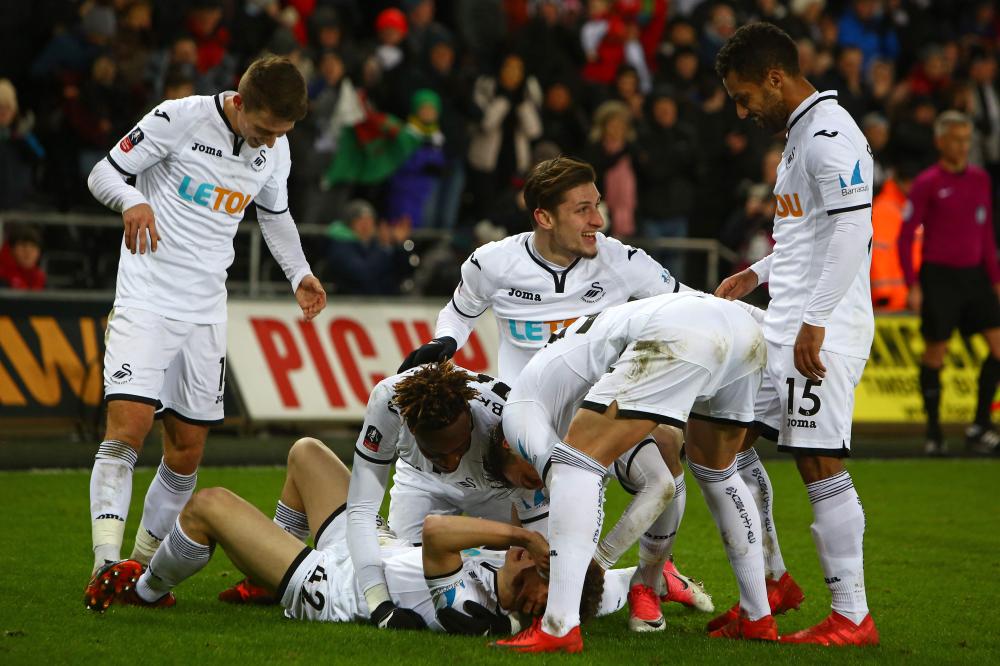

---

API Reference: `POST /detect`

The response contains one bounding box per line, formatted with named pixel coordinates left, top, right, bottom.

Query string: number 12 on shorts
left=786, top=378, right=822, bottom=416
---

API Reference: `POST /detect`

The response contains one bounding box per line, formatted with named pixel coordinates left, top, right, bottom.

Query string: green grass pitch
left=1, top=458, right=998, bottom=664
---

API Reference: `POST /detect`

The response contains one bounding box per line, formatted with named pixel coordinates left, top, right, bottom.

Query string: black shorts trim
left=106, top=393, right=161, bottom=408
left=826, top=203, right=871, bottom=216
left=450, top=298, right=486, bottom=319
left=776, top=444, right=851, bottom=458
left=615, top=464, right=639, bottom=495
left=580, top=400, right=686, bottom=428
left=255, top=202, right=289, bottom=215
left=424, top=564, right=464, bottom=581
left=688, top=412, right=754, bottom=427
left=353, top=447, right=392, bottom=465
left=106, top=154, right=136, bottom=178
left=754, top=421, right=780, bottom=442
left=314, top=503, right=346, bottom=544
left=155, top=407, right=223, bottom=427
left=277, top=546, right=313, bottom=601
left=520, top=511, right=549, bottom=525
left=624, top=438, right=654, bottom=480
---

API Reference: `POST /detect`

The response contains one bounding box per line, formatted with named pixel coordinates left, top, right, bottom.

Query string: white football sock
left=636, top=472, right=686, bottom=594
left=599, top=566, right=637, bottom=616
left=541, top=443, right=607, bottom=637
left=136, top=518, right=212, bottom=602
left=274, top=500, right=310, bottom=542
left=807, top=470, right=869, bottom=624
left=595, top=440, right=674, bottom=573
left=130, top=459, right=197, bottom=565
left=689, top=460, right=769, bottom=620
left=90, top=440, right=138, bottom=569
left=737, top=447, right=787, bottom=580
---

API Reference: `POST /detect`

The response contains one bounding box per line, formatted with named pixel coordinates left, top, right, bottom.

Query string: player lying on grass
left=218, top=363, right=548, bottom=621
left=491, top=292, right=777, bottom=653
left=485, top=423, right=714, bottom=635
left=86, top=437, right=623, bottom=634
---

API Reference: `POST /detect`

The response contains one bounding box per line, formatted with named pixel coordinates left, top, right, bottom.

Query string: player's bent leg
left=966, top=328, right=1000, bottom=453
left=685, top=419, right=775, bottom=640
left=90, top=399, right=155, bottom=572
left=782, top=453, right=876, bottom=645
left=283, top=437, right=351, bottom=538
left=131, top=416, right=208, bottom=564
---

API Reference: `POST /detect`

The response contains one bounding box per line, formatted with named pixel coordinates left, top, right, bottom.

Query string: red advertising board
left=226, top=300, right=499, bottom=421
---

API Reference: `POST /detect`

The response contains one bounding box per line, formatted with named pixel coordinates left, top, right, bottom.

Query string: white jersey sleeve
left=426, top=549, right=509, bottom=622
left=603, top=239, right=683, bottom=298
left=346, top=377, right=404, bottom=596
left=106, top=99, right=196, bottom=179
left=435, top=252, right=494, bottom=348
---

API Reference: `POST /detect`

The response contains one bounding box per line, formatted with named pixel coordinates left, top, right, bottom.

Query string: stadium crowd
left=2, top=0, right=1000, bottom=297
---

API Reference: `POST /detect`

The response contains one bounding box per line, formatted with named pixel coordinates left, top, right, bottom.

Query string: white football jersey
left=506, top=292, right=753, bottom=474
left=767, top=90, right=875, bottom=358
left=106, top=93, right=291, bottom=324
left=441, top=232, right=680, bottom=380
left=352, top=367, right=546, bottom=521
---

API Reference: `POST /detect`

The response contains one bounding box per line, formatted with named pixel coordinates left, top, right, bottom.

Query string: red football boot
left=660, top=559, right=714, bottom=612
left=117, top=586, right=177, bottom=608
left=491, top=617, right=583, bottom=653
left=628, top=584, right=665, bottom=632
left=706, top=571, right=805, bottom=631
left=708, top=612, right=778, bottom=641
left=780, top=612, right=879, bottom=646
left=218, top=578, right=278, bottom=605
left=84, top=559, right=144, bottom=611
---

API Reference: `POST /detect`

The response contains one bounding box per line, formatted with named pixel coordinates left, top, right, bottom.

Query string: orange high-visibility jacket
left=871, top=178, right=922, bottom=311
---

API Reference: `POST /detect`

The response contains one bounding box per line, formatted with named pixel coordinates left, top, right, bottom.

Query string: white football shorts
left=754, top=341, right=867, bottom=456
left=103, top=306, right=226, bottom=424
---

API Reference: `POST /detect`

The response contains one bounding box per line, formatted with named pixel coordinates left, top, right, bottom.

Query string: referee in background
left=899, top=110, right=1000, bottom=456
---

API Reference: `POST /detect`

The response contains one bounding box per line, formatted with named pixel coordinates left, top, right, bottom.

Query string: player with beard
left=714, top=22, right=878, bottom=646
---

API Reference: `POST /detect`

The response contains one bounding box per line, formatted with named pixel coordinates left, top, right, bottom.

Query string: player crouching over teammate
left=85, top=437, right=611, bottom=634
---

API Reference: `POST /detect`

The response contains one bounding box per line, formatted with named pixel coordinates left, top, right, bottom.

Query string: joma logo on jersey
left=508, top=317, right=579, bottom=341
left=508, top=287, right=541, bottom=301
left=775, top=193, right=804, bottom=218
left=177, top=175, right=253, bottom=215
left=787, top=418, right=817, bottom=428
left=192, top=141, right=222, bottom=157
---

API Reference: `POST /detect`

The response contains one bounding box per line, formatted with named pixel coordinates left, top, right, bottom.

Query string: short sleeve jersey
left=352, top=367, right=547, bottom=522
left=768, top=91, right=875, bottom=358
left=444, top=232, right=679, bottom=380
left=507, top=292, right=736, bottom=475
left=106, top=93, right=292, bottom=323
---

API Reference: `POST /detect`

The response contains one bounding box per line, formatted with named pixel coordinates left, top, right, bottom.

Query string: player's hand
left=794, top=322, right=827, bottom=381
left=907, top=284, right=922, bottom=313
left=715, top=269, right=758, bottom=300
left=437, top=601, right=514, bottom=636
left=370, top=601, right=427, bottom=630
left=295, top=275, right=327, bottom=321
left=513, top=567, right=548, bottom=616
left=122, top=203, right=160, bottom=254
left=397, top=336, right=457, bottom=373
left=523, top=530, right=550, bottom=575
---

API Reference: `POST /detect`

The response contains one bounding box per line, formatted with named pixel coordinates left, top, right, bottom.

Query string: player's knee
left=185, top=487, right=233, bottom=519
left=288, top=436, right=326, bottom=466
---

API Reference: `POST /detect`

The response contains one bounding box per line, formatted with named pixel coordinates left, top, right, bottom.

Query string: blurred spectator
left=539, top=79, right=589, bottom=156
left=0, top=79, right=44, bottom=209
left=783, top=0, right=826, bottom=42
left=31, top=3, right=115, bottom=83
left=386, top=89, right=447, bottom=228
left=580, top=0, right=656, bottom=93
left=514, top=0, right=584, bottom=85
left=906, top=45, right=953, bottom=108
left=467, top=53, right=543, bottom=216
left=720, top=145, right=783, bottom=271
left=455, top=0, right=507, bottom=67
left=404, top=0, right=452, bottom=65
left=0, top=225, right=46, bottom=290
left=635, top=86, right=699, bottom=281
left=662, top=46, right=705, bottom=110
left=64, top=55, right=129, bottom=180
left=184, top=0, right=236, bottom=94
left=818, top=45, right=867, bottom=121
left=325, top=200, right=412, bottom=295
left=889, top=95, right=938, bottom=170
left=162, top=66, right=196, bottom=101
left=862, top=112, right=891, bottom=190
left=114, top=1, right=155, bottom=114
left=837, top=0, right=900, bottom=69
left=968, top=48, right=1000, bottom=189
left=699, top=3, right=738, bottom=66
left=585, top=100, right=637, bottom=237
left=613, top=65, right=646, bottom=119
left=871, top=162, right=921, bottom=311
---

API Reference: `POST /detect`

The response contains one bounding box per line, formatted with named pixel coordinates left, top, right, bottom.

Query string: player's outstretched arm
left=294, top=275, right=326, bottom=321
left=397, top=335, right=457, bottom=373
left=421, top=515, right=550, bottom=578
left=715, top=267, right=761, bottom=300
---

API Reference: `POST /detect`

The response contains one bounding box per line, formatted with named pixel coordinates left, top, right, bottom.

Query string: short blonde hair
left=0, top=79, right=18, bottom=115
left=589, top=100, right=635, bottom=143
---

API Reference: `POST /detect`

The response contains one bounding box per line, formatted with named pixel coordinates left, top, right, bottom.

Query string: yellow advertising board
left=856, top=315, right=992, bottom=423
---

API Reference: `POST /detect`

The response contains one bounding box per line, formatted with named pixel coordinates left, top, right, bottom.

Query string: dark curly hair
left=714, top=22, right=800, bottom=82
left=393, top=362, right=477, bottom=432
left=483, top=422, right=514, bottom=488
left=579, top=561, right=605, bottom=623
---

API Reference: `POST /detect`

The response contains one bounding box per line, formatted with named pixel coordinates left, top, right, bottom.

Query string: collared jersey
left=106, top=93, right=291, bottom=323
left=444, top=232, right=679, bottom=380
left=769, top=91, right=875, bottom=358
left=352, top=367, right=547, bottom=521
